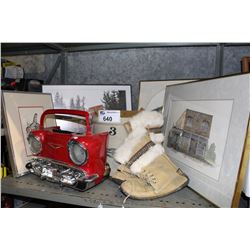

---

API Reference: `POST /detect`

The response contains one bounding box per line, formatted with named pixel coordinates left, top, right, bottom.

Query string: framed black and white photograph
left=43, top=84, right=132, bottom=111
left=163, top=73, right=250, bottom=207
left=43, top=84, right=132, bottom=132
left=138, top=79, right=197, bottom=111
left=1, top=91, right=55, bottom=177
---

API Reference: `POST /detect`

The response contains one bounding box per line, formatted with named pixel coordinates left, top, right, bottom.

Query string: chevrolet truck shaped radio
left=26, top=109, right=110, bottom=191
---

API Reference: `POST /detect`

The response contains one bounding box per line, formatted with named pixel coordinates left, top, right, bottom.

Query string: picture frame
left=138, top=79, right=197, bottom=111
left=43, top=84, right=132, bottom=132
left=241, top=56, right=250, bottom=201
left=1, top=91, right=55, bottom=177
left=163, top=73, right=250, bottom=207
left=43, top=84, right=132, bottom=111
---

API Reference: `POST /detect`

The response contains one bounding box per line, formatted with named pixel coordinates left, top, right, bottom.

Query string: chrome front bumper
left=26, top=158, right=110, bottom=191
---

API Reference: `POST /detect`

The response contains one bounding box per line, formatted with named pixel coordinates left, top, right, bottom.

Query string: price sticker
left=98, top=110, right=121, bottom=123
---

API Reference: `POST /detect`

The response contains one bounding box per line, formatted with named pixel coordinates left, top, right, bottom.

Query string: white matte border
left=163, top=74, right=250, bottom=207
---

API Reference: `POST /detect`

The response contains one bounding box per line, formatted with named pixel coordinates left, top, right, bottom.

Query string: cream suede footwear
left=110, top=165, right=137, bottom=185
left=111, top=110, right=164, bottom=185
left=121, top=154, right=189, bottom=200
left=111, top=133, right=163, bottom=183
left=111, top=134, right=154, bottom=184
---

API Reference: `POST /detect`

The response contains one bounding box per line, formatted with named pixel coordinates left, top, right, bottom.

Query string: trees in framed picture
left=43, top=84, right=132, bottom=111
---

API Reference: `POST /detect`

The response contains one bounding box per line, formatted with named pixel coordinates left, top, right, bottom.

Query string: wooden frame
left=242, top=56, right=250, bottom=73
left=241, top=57, right=250, bottom=201
left=232, top=118, right=250, bottom=207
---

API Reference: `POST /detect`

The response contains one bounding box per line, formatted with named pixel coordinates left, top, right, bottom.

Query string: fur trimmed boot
left=111, top=110, right=165, bottom=185
left=111, top=165, right=136, bottom=185
left=111, top=110, right=189, bottom=200
left=121, top=152, right=189, bottom=200
left=111, top=129, right=164, bottom=184
left=126, top=110, right=164, bottom=132
left=112, top=132, right=189, bottom=199
left=111, top=131, right=164, bottom=183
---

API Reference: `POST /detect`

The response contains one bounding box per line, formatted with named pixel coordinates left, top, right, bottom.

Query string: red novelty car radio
left=26, top=109, right=110, bottom=191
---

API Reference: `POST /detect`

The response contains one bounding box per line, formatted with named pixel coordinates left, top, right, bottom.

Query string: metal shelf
left=1, top=174, right=215, bottom=208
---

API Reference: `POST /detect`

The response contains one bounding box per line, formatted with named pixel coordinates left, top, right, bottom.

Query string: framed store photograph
left=163, top=73, right=250, bottom=207
left=138, top=79, right=197, bottom=111
left=2, top=91, right=55, bottom=177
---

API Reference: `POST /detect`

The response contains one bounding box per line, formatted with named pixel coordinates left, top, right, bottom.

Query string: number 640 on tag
left=98, top=110, right=121, bottom=123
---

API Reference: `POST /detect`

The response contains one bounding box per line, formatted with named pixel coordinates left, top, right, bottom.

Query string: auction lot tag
left=98, top=110, right=121, bottom=123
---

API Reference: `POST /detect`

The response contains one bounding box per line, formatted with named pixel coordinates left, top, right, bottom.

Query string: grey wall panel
left=4, top=45, right=250, bottom=109
left=223, top=46, right=250, bottom=75
left=66, top=47, right=216, bottom=108
left=4, top=54, right=61, bottom=84
left=46, top=54, right=61, bottom=85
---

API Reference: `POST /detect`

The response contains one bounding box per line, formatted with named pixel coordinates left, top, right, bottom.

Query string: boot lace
left=138, top=169, right=157, bottom=186
left=127, top=141, right=155, bottom=167
left=122, top=194, right=130, bottom=208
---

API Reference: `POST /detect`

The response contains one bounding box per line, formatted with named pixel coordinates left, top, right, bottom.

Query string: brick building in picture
left=167, top=109, right=215, bottom=163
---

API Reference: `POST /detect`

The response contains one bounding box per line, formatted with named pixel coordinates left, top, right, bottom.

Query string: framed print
left=43, top=85, right=132, bottom=132
left=163, top=73, right=250, bottom=207
left=241, top=56, right=250, bottom=200
left=43, top=84, right=132, bottom=110
left=138, top=79, right=197, bottom=111
left=2, top=91, right=55, bottom=177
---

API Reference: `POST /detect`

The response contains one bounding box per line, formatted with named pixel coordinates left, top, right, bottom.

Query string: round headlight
left=68, top=140, right=88, bottom=166
left=28, top=134, right=42, bottom=155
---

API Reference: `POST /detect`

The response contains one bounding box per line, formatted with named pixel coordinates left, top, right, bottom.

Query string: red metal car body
left=26, top=109, right=110, bottom=191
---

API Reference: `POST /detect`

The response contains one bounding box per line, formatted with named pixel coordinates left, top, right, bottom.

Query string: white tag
left=98, top=110, right=121, bottom=123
